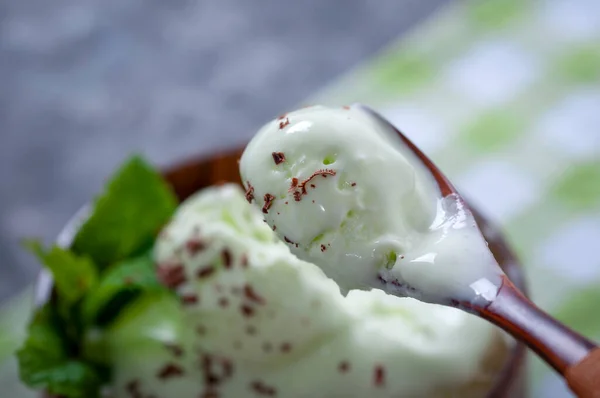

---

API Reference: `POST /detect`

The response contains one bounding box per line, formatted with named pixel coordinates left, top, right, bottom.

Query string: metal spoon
left=357, top=104, right=600, bottom=398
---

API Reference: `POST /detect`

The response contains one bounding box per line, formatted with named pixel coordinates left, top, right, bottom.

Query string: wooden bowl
left=38, top=146, right=527, bottom=398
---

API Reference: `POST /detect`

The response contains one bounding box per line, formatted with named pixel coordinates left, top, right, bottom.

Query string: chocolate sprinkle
left=272, top=152, right=286, bottom=165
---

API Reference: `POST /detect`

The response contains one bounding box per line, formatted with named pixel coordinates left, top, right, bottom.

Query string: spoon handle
left=477, top=276, right=599, bottom=397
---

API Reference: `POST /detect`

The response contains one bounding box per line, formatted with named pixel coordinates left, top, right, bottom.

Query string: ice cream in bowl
left=23, top=106, right=539, bottom=398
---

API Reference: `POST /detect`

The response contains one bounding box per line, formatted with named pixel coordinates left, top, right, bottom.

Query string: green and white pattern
left=1, top=0, right=599, bottom=396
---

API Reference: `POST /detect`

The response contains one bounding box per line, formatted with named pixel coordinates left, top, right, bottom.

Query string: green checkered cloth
left=2, top=0, right=599, bottom=396
left=315, top=0, right=600, bottom=396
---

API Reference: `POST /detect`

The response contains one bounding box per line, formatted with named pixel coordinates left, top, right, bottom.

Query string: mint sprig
left=81, top=251, right=164, bottom=326
left=16, top=304, right=104, bottom=398
left=24, top=241, right=98, bottom=307
left=72, top=156, right=178, bottom=268
left=17, top=155, right=178, bottom=398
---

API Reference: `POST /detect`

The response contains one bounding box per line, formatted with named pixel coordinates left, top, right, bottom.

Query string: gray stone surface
left=0, top=0, right=447, bottom=300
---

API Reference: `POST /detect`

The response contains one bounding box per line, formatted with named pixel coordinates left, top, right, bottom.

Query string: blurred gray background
left=0, top=0, right=447, bottom=300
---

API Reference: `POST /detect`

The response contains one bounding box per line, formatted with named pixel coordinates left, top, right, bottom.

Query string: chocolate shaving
left=156, top=262, right=186, bottom=289
left=126, top=380, right=141, bottom=398
left=250, top=380, right=277, bottom=396
left=221, top=249, right=232, bottom=269
left=164, top=343, right=184, bottom=357
left=181, top=294, right=198, bottom=305
left=298, top=169, right=336, bottom=194
left=186, top=237, right=206, bottom=256
left=244, top=181, right=255, bottom=203
left=283, top=236, right=296, bottom=245
left=288, top=169, right=337, bottom=202
left=293, top=191, right=302, bottom=202
left=262, top=193, right=275, bottom=214
left=351, top=182, right=356, bottom=187
left=272, top=152, right=286, bottom=165
left=374, top=365, right=385, bottom=387
left=200, top=354, right=234, bottom=390
left=196, top=266, right=215, bottom=279
left=280, top=342, right=291, bottom=353
left=339, top=361, right=350, bottom=373
left=157, top=363, right=184, bottom=380
left=244, top=284, right=265, bottom=304
left=240, top=304, right=255, bottom=317
left=320, top=244, right=326, bottom=252
left=278, top=118, right=290, bottom=129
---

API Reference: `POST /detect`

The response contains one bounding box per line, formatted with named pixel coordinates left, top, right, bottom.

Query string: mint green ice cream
left=102, top=184, right=506, bottom=398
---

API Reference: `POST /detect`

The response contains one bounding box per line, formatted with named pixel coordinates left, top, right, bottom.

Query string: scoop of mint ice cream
left=101, top=184, right=505, bottom=398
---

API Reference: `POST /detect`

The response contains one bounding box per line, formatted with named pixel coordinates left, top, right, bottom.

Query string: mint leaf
left=72, top=156, right=177, bottom=268
left=81, top=251, right=165, bottom=326
left=24, top=240, right=98, bottom=306
left=16, top=305, right=105, bottom=398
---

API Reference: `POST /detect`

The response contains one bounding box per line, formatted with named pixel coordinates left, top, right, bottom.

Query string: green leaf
left=16, top=305, right=104, bottom=398
left=81, top=251, right=165, bottom=326
left=72, top=156, right=178, bottom=268
left=24, top=241, right=98, bottom=306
